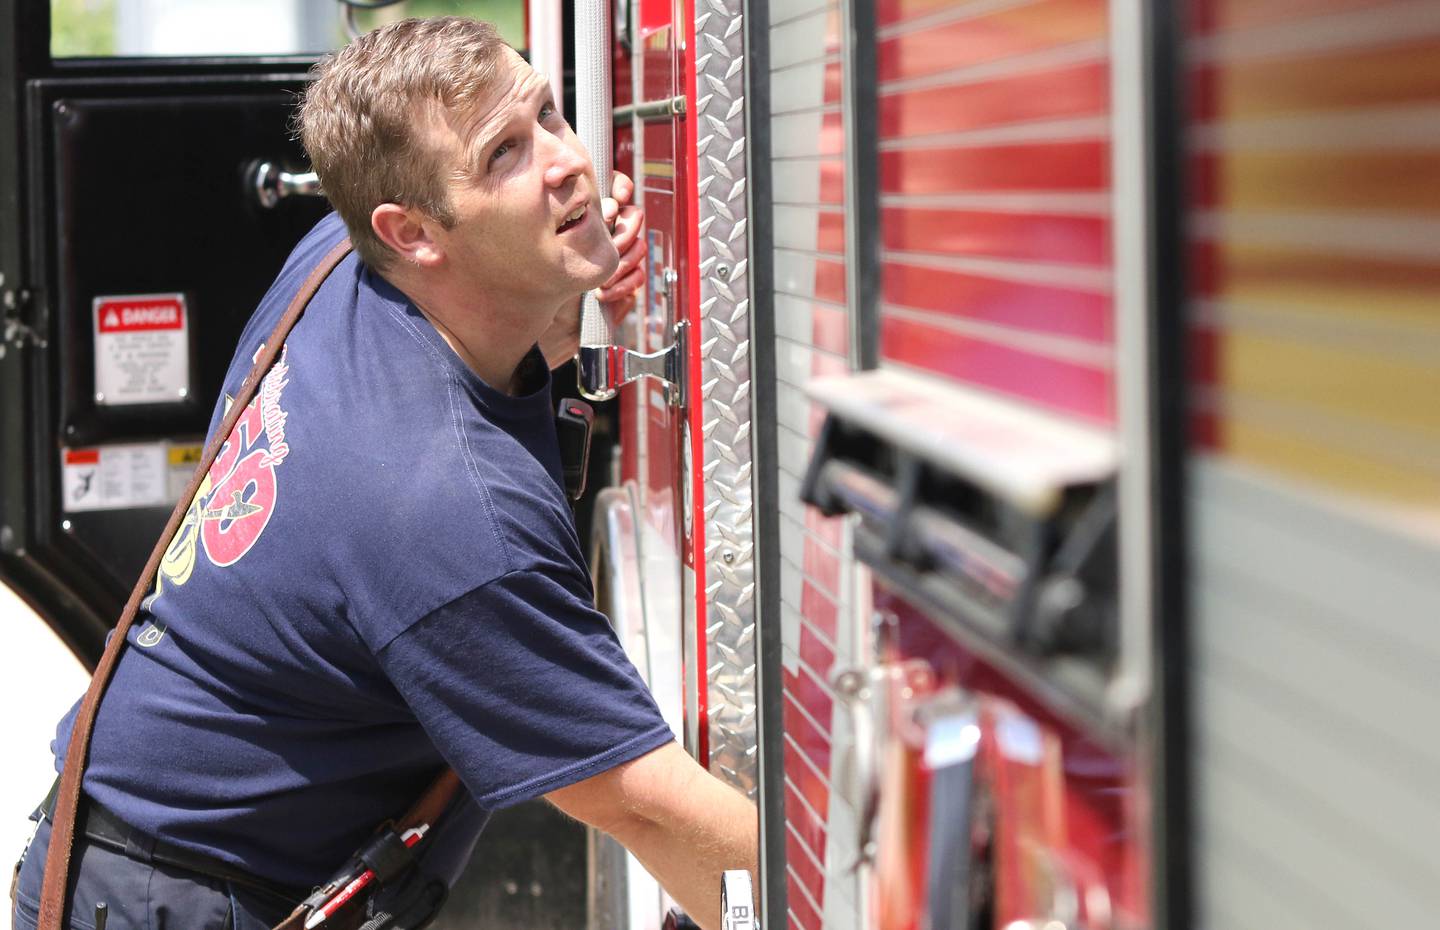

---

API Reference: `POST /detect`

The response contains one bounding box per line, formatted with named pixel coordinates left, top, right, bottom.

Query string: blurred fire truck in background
left=580, top=0, right=1440, bottom=927
left=2, top=0, right=1437, bottom=928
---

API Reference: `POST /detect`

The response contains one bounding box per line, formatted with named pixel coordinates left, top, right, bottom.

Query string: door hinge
left=0, top=273, right=45, bottom=358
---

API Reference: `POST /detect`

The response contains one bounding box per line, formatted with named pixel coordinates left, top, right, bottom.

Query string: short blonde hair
left=298, top=17, right=510, bottom=270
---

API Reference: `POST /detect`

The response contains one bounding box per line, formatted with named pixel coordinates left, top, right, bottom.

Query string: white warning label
left=62, top=444, right=169, bottom=512
left=94, top=293, right=190, bottom=406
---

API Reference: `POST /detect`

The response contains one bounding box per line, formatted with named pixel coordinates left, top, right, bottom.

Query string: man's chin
left=576, top=252, right=623, bottom=294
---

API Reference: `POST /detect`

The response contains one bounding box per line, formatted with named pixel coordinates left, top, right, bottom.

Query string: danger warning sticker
left=94, top=293, right=190, bottom=406
left=97, top=300, right=183, bottom=332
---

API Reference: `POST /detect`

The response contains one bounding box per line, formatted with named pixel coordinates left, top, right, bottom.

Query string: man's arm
left=546, top=740, right=759, bottom=930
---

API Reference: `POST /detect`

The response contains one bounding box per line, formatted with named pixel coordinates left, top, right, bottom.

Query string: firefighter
left=12, top=17, right=756, bottom=930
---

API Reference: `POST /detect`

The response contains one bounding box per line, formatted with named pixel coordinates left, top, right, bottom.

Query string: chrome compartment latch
left=578, top=320, right=687, bottom=407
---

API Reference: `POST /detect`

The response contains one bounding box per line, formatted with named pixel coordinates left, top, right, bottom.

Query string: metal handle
left=831, top=656, right=935, bottom=872
left=575, top=0, right=615, bottom=363
left=720, top=870, right=757, bottom=930
left=613, top=94, right=687, bottom=125
left=248, top=160, right=322, bottom=209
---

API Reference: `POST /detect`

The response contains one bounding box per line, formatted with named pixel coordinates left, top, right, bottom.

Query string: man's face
left=431, top=51, right=619, bottom=321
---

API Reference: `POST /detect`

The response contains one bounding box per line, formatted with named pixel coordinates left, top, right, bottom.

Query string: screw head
left=178, top=387, right=189, bottom=399
left=715, top=264, right=730, bottom=280
left=832, top=667, right=866, bottom=698
left=94, top=392, right=105, bottom=403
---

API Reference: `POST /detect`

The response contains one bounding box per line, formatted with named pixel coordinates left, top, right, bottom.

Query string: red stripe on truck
left=879, top=62, right=1109, bottom=137
left=880, top=315, right=1115, bottom=423
left=881, top=141, right=1108, bottom=194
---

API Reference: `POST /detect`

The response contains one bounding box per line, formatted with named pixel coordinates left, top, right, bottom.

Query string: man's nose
left=541, top=130, right=588, bottom=188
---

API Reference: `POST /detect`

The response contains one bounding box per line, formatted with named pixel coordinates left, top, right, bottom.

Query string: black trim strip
left=848, top=0, right=880, bottom=370
left=744, top=0, right=787, bottom=924
left=1147, top=0, right=1192, bottom=926
left=0, top=0, right=31, bottom=565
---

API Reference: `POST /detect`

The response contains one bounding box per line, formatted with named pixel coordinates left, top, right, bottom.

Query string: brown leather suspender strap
left=37, top=237, right=387, bottom=930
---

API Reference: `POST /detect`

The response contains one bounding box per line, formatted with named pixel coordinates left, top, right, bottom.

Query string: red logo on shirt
left=202, top=348, right=293, bottom=565
left=158, top=346, right=293, bottom=590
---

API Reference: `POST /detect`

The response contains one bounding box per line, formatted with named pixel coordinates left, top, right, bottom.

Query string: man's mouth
left=557, top=205, right=587, bottom=234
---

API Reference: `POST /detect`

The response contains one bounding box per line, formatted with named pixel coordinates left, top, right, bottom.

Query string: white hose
left=575, top=0, right=614, bottom=349
left=527, top=0, right=564, bottom=120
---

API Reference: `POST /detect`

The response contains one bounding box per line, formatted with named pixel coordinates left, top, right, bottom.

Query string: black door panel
left=44, top=88, right=327, bottom=445
left=6, top=73, right=327, bottom=662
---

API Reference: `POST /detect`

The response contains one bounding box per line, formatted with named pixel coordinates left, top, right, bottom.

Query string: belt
left=39, top=780, right=308, bottom=906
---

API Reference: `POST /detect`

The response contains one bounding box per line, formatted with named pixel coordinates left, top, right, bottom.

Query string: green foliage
left=48, top=0, right=528, bottom=60
left=350, top=0, right=527, bottom=50
left=51, top=0, right=118, bottom=57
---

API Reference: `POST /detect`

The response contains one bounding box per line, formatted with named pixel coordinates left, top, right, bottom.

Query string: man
left=12, top=17, right=756, bottom=930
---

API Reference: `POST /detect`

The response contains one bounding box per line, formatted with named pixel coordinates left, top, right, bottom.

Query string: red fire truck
left=582, top=0, right=1440, bottom=926
left=3, top=0, right=1438, bottom=928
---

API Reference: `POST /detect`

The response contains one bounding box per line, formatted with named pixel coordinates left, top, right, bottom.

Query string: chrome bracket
left=612, top=94, right=688, bottom=125
left=578, top=320, right=688, bottom=407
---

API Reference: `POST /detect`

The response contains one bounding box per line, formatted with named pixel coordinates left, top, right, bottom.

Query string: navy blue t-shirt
left=53, top=213, right=673, bottom=885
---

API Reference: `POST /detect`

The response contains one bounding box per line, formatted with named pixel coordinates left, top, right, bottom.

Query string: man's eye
left=489, top=141, right=512, bottom=164
left=539, top=103, right=556, bottom=121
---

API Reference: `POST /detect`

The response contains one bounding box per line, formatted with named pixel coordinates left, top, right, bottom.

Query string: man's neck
left=387, top=271, right=562, bottom=395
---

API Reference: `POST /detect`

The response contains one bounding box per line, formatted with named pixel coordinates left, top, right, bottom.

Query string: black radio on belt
left=556, top=398, right=595, bottom=501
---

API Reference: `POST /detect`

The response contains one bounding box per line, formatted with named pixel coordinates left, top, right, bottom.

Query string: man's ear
left=371, top=204, right=445, bottom=267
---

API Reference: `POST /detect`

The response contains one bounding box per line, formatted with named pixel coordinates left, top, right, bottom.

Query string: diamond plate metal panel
left=694, top=0, right=758, bottom=798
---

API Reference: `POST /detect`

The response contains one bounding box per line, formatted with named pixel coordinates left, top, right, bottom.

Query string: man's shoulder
left=268, top=212, right=353, bottom=300
left=290, top=212, right=351, bottom=267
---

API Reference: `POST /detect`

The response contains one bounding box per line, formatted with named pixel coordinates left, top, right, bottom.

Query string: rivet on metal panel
left=94, top=393, right=105, bottom=404
left=60, top=520, right=72, bottom=533
left=832, top=667, right=869, bottom=701
left=715, top=264, right=730, bottom=280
